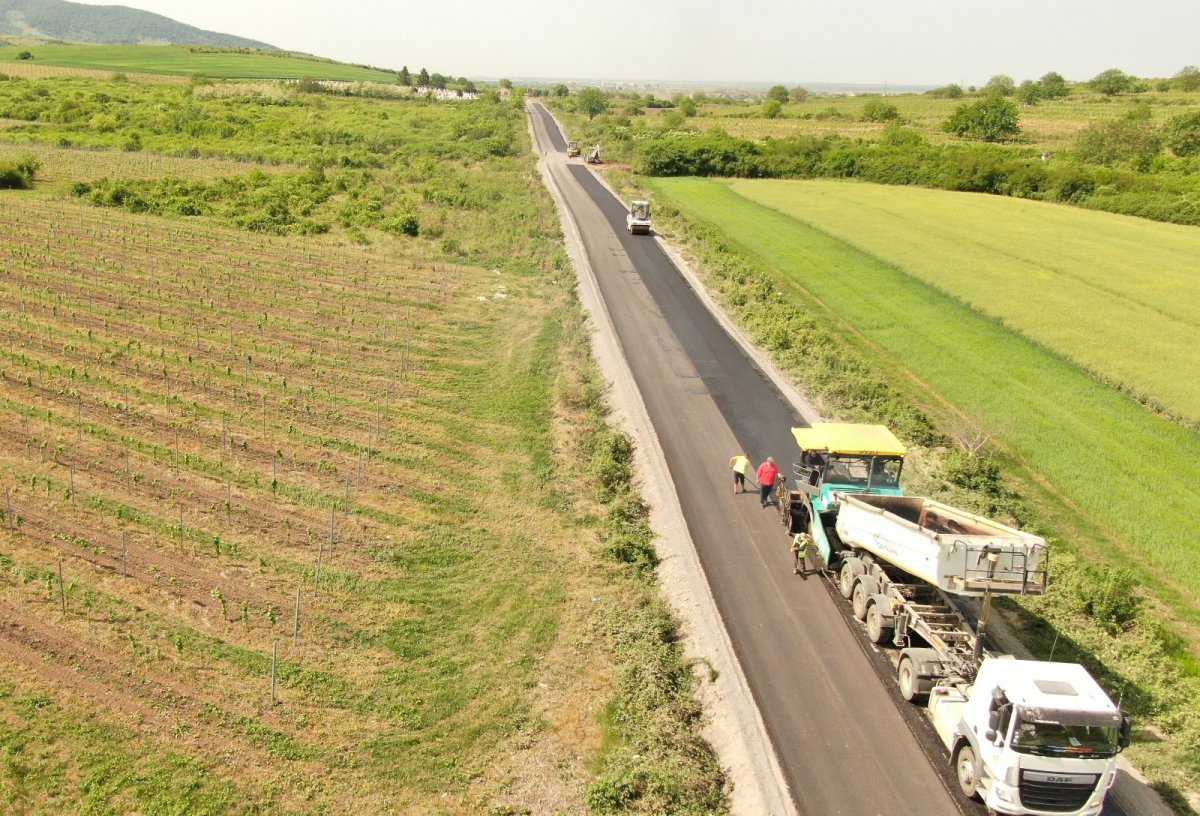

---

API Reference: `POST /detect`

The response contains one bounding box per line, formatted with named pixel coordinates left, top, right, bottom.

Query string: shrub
left=861, top=99, right=899, bottom=122
left=1163, top=111, right=1200, bottom=158
left=1089, top=68, right=1135, bottom=96
left=927, top=84, right=964, bottom=99
left=0, top=154, right=39, bottom=189
left=1074, top=118, right=1162, bottom=170
left=943, top=96, right=1021, bottom=142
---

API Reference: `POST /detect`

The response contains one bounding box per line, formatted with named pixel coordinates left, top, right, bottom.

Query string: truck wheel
left=851, top=581, right=870, bottom=620
left=866, top=603, right=892, bottom=644
left=897, top=656, right=925, bottom=703
left=839, top=559, right=862, bottom=599
left=953, top=743, right=981, bottom=801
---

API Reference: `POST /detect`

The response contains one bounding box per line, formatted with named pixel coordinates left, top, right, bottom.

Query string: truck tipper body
left=782, top=423, right=1130, bottom=815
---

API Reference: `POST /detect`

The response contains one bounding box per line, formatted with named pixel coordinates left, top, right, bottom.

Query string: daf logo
left=1044, top=776, right=1072, bottom=784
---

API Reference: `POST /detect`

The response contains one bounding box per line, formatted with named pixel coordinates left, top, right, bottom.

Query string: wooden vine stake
left=270, top=640, right=278, bottom=704
left=292, top=586, right=301, bottom=645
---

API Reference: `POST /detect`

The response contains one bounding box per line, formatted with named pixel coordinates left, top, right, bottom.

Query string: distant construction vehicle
left=585, top=144, right=601, bottom=164
left=782, top=423, right=1131, bottom=816
left=566, top=140, right=580, bottom=157
left=626, top=200, right=651, bottom=235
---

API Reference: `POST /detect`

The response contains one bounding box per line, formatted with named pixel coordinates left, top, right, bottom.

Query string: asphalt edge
left=527, top=103, right=798, bottom=816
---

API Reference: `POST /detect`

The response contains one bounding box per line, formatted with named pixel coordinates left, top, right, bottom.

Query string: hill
left=0, top=0, right=275, bottom=49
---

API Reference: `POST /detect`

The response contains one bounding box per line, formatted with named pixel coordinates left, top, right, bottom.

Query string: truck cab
left=931, top=659, right=1130, bottom=815
left=786, top=423, right=907, bottom=562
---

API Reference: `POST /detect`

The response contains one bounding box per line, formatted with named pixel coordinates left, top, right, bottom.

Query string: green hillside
left=1, top=43, right=397, bottom=81
left=0, top=0, right=273, bottom=48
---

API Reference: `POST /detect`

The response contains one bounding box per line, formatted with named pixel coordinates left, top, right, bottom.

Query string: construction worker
left=757, top=457, right=780, bottom=508
left=729, top=453, right=751, bottom=494
left=791, top=532, right=811, bottom=577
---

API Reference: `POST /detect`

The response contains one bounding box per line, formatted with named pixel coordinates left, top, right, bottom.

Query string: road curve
left=529, top=103, right=965, bottom=816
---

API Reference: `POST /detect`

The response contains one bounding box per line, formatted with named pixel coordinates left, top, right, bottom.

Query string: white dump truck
left=826, top=490, right=1131, bottom=814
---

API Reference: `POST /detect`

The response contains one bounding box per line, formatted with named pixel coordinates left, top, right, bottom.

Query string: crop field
left=646, top=177, right=1200, bottom=629
left=0, top=140, right=295, bottom=188
left=0, top=60, right=189, bottom=83
left=673, top=88, right=1200, bottom=152
left=1, top=44, right=398, bottom=82
left=725, top=179, right=1200, bottom=424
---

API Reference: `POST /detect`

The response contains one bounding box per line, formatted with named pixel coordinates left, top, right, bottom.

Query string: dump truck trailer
left=783, top=424, right=1130, bottom=815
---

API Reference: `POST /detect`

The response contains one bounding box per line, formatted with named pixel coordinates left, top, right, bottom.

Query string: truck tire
left=953, top=743, right=982, bottom=801
left=852, top=580, right=870, bottom=620
left=897, top=656, right=925, bottom=703
left=866, top=602, right=892, bottom=644
left=851, top=575, right=879, bottom=621
left=839, top=559, right=863, bottom=599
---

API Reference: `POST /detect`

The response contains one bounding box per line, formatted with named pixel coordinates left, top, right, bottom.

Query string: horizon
left=53, top=0, right=1200, bottom=90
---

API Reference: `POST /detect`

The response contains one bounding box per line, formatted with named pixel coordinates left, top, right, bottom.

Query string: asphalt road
left=529, top=103, right=967, bottom=816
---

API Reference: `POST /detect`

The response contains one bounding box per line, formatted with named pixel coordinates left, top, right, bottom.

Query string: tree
left=1174, top=65, right=1200, bottom=92
left=398, top=66, right=411, bottom=86
left=498, top=78, right=512, bottom=89
left=790, top=86, right=810, bottom=103
left=429, top=73, right=448, bottom=90
left=1038, top=71, right=1070, bottom=99
left=463, top=80, right=477, bottom=94
left=943, top=95, right=1020, bottom=141
left=762, top=99, right=782, bottom=119
left=984, top=74, right=1015, bottom=96
left=1163, top=111, right=1200, bottom=157
left=1074, top=118, right=1162, bottom=169
left=417, top=67, right=430, bottom=87
left=552, top=83, right=569, bottom=97
left=677, top=97, right=698, bottom=117
left=1089, top=68, right=1134, bottom=96
left=16, top=51, right=32, bottom=60
left=1015, top=80, right=1041, bottom=106
left=575, top=87, right=609, bottom=120
left=766, top=85, right=790, bottom=104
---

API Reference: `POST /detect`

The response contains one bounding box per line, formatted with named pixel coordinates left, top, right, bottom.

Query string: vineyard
left=0, top=193, right=582, bottom=811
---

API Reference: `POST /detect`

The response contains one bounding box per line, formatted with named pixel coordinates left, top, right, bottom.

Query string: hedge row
left=634, top=132, right=1200, bottom=226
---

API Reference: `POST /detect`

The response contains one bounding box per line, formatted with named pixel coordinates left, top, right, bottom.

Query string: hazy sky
left=69, top=0, right=1200, bottom=87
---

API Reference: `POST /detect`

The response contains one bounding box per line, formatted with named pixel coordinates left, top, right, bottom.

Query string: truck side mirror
left=1118, top=715, right=1133, bottom=750
left=986, top=704, right=1012, bottom=744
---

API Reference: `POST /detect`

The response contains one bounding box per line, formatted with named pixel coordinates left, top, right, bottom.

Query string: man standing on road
left=730, top=453, right=751, bottom=494
left=757, top=457, right=780, bottom=508
left=792, top=532, right=811, bottom=578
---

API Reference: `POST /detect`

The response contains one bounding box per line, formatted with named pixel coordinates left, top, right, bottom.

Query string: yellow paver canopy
left=791, top=423, right=907, bottom=457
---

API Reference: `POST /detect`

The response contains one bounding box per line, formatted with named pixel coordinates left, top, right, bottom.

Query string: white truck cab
left=930, top=659, right=1130, bottom=815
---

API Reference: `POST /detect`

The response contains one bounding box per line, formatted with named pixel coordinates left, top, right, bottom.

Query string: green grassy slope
left=727, top=179, right=1200, bottom=424
left=647, top=176, right=1200, bottom=624
left=1, top=43, right=396, bottom=81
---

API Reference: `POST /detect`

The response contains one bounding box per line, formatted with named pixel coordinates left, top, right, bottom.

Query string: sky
left=67, top=0, right=1200, bottom=87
